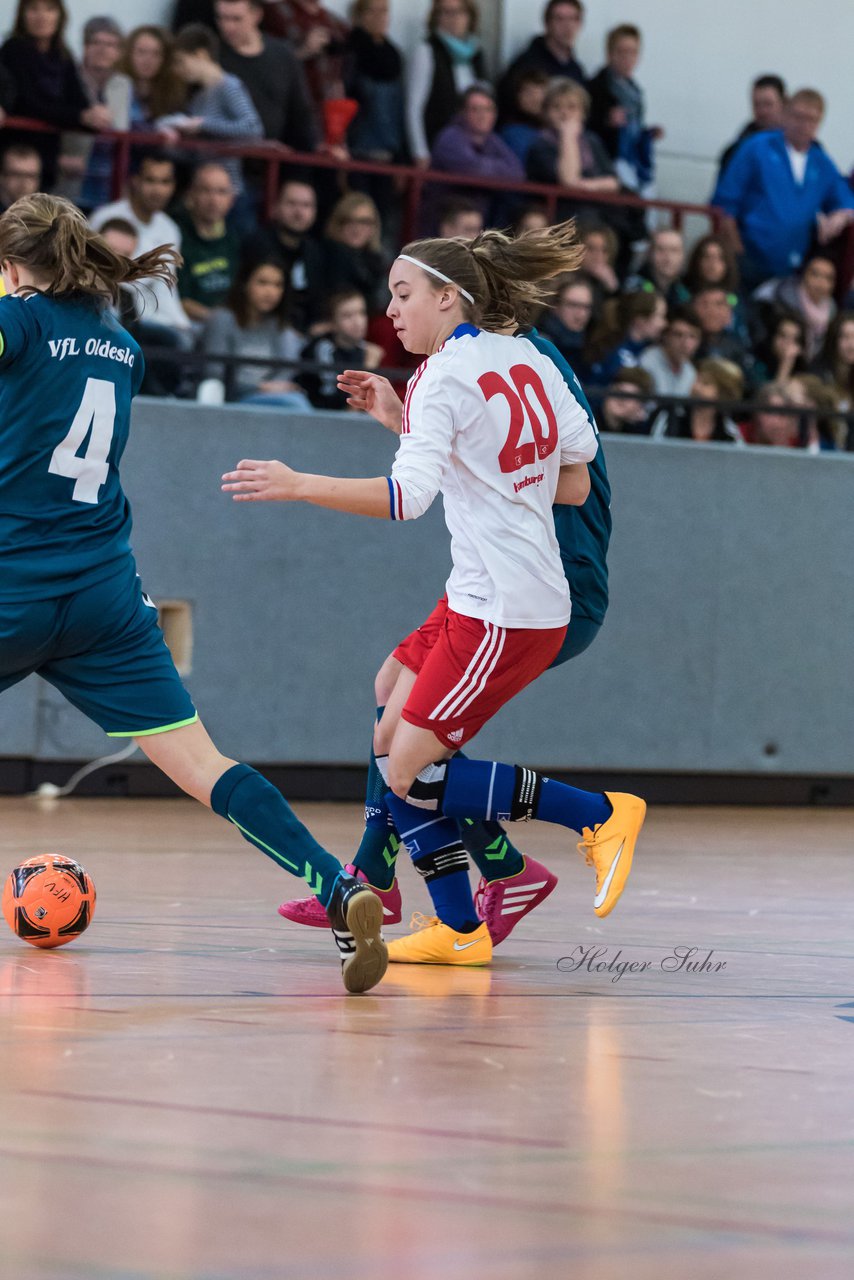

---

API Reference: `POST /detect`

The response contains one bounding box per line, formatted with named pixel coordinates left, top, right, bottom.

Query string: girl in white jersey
left=223, top=222, right=646, bottom=966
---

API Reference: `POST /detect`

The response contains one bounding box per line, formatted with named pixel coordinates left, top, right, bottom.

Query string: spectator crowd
left=1, top=0, right=854, bottom=448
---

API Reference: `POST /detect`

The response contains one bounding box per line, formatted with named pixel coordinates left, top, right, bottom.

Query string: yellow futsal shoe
left=577, top=791, right=647, bottom=918
left=387, top=913, right=493, bottom=966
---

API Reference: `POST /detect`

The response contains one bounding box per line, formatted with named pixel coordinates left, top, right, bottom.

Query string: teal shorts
left=549, top=614, right=601, bottom=668
left=0, top=561, right=197, bottom=738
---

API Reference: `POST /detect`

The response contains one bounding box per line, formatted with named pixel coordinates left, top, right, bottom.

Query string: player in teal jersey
left=0, top=193, right=386, bottom=993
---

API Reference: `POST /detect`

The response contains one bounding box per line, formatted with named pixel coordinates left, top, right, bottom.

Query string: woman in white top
left=223, top=223, right=646, bottom=962
left=406, top=0, right=486, bottom=167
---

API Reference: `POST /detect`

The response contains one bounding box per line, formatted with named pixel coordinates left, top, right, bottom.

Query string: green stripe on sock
left=229, top=816, right=300, bottom=875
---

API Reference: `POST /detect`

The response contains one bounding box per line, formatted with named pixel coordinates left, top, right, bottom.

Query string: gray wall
left=4, top=401, right=854, bottom=776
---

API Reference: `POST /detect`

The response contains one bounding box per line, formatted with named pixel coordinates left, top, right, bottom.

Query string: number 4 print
left=48, top=376, right=116, bottom=504
left=478, top=364, right=559, bottom=474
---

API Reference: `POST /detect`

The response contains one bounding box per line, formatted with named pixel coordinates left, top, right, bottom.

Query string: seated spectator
left=166, top=23, right=263, bottom=194
left=241, top=178, right=326, bottom=330
left=59, top=17, right=131, bottom=211
left=262, top=0, right=350, bottom=119
left=90, top=152, right=195, bottom=372
left=683, top=232, right=746, bottom=337
left=321, top=192, right=388, bottom=314
left=201, top=258, right=310, bottom=407
left=639, top=305, right=702, bottom=396
left=717, top=74, right=786, bottom=184
left=119, top=25, right=186, bottom=131
left=812, top=310, right=854, bottom=412
left=497, top=0, right=585, bottom=121
left=527, top=80, right=646, bottom=272
left=692, top=286, right=751, bottom=373
left=343, top=0, right=407, bottom=165
left=0, top=0, right=112, bottom=187
left=651, top=358, right=745, bottom=444
left=596, top=366, right=653, bottom=434
left=752, top=255, right=837, bottom=361
left=437, top=197, right=484, bottom=239
left=750, top=311, right=809, bottom=388
left=498, top=68, right=549, bottom=167
left=742, top=380, right=798, bottom=447
left=577, top=222, right=620, bottom=308
left=526, top=79, right=618, bottom=201
left=430, top=83, right=524, bottom=227
left=712, top=88, right=854, bottom=290
left=298, top=289, right=384, bottom=409
left=538, top=274, right=595, bottom=367
left=625, top=227, right=690, bottom=310
left=512, top=205, right=549, bottom=235
left=406, top=0, right=486, bottom=169
left=786, top=373, right=844, bottom=451
left=0, top=144, right=41, bottom=215
left=586, top=23, right=663, bottom=198
left=97, top=215, right=142, bottom=328
left=175, top=162, right=241, bottom=324
left=587, top=289, right=667, bottom=385
left=215, top=0, right=320, bottom=152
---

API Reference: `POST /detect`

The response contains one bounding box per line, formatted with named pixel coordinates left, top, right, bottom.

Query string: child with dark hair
left=201, top=258, right=309, bottom=407
left=586, top=289, right=667, bottom=384
left=298, top=290, right=384, bottom=410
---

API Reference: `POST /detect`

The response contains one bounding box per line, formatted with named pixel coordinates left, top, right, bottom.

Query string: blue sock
left=385, top=791, right=479, bottom=932
left=352, top=708, right=400, bottom=890
left=459, top=820, right=525, bottom=882
left=440, top=758, right=612, bottom=835
left=211, top=764, right=346, bottom=909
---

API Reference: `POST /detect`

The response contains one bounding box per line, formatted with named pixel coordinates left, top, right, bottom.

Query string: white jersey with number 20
left=389, top=327, right=598, bottom=629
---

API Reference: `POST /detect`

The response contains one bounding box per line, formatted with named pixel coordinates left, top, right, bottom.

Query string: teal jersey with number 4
left=0, top=292, right=144, bottom=601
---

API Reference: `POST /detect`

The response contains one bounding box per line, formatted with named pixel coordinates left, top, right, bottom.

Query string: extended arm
left=222, top=460, right=393, bottom=517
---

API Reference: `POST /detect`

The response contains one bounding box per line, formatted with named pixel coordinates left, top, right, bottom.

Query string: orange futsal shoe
left=577, top=791, right=646, bottom=918
left=387, top=914, right=492, bottom=966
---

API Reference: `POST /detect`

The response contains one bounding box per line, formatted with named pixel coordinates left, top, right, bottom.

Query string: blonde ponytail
left=0, top=194, right=180, bottom=307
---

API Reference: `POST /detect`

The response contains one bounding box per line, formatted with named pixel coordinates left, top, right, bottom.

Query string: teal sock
left=459, top=819, right=525, bottom=883
left=352, top=826, right=400, bottom=891
left=211, top=763, right=346, bottom=908
left=352, top=706, right=400, bottom=890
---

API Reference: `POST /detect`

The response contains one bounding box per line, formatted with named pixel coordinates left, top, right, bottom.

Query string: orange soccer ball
left=2, top=855, right=96, bottom=949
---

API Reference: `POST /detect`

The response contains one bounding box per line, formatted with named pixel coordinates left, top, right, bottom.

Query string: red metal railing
left=2, top=114, right=723, bottom=241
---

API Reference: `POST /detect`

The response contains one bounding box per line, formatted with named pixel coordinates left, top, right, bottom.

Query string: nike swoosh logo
left=453, top=937, right=482, bottom=951
left=594, top=840, right=625, bottom=908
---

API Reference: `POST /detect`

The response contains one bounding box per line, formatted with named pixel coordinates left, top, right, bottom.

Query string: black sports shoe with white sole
left=326, top=874, right=388, bottom=994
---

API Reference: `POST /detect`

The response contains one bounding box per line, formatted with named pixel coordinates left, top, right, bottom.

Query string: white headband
left=396, top=254, right=475, bottom=305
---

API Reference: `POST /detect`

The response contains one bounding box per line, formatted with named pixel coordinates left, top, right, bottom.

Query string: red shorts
left=393, top=596, right=566, bottom=750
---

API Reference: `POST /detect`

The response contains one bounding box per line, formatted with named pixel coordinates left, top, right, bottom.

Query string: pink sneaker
left=474, top=856, right=558, bottom=946
left=278, top=865, right=402, bottom=928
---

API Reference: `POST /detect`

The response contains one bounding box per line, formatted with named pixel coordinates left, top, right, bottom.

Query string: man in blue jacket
left=712, top=88, right=854, bottom=290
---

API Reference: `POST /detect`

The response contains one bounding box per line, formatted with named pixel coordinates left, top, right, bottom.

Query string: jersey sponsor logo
left=48, top=336, right=135, bottom=367
left=513, top=471, right=545, bottom=494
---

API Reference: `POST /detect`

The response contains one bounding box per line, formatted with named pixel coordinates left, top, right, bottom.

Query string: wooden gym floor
left=0, top=796, right=852, bottom=1280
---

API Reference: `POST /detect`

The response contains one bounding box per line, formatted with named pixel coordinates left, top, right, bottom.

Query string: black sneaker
left=326, top=874, right=388, bottom=994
